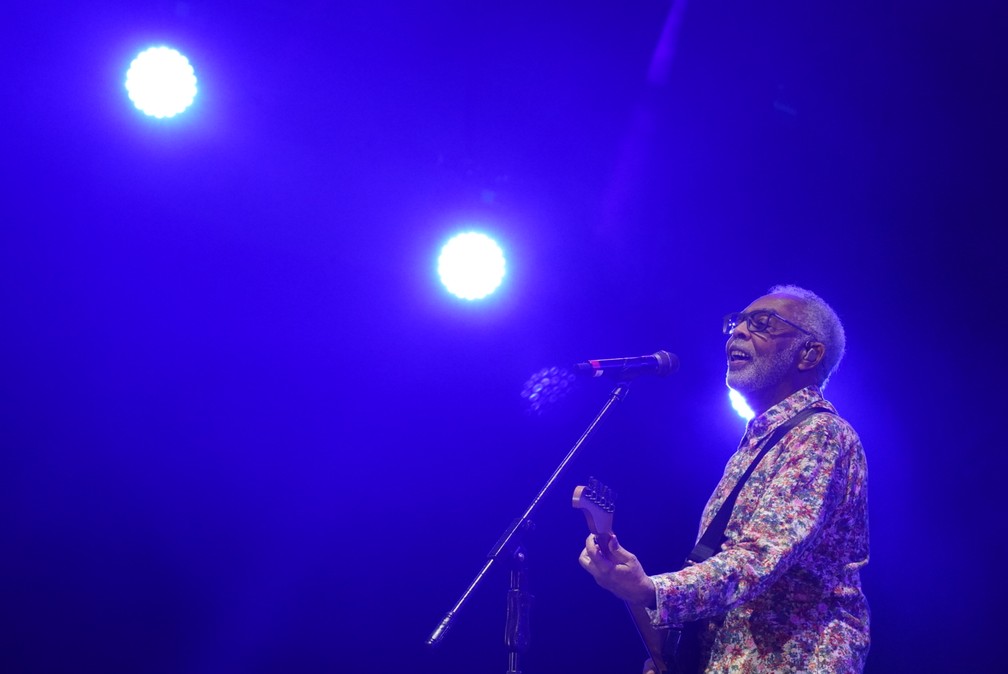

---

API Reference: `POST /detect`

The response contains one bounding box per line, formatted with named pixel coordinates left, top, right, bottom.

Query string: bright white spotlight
left=125, top=46, right=198, bottom=118
left=728, top=389, right=755, bottom=421
left=437, top=232, right=507, bottom=301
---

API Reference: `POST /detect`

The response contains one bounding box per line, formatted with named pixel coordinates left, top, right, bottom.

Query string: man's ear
left=798, top=342, right=825, bottom=371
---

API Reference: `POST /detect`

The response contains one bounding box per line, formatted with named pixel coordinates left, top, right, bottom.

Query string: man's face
left=725, top=294, right=807, bottom=398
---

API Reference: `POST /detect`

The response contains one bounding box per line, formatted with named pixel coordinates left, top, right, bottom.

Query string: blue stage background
left=2, top=2, right=1003, bottom=672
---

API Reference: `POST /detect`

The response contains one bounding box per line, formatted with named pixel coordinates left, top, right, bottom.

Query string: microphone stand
left=426, top=380, right=633, bottom=672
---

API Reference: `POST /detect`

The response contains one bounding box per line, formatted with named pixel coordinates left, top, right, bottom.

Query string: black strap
left=686, top=406, right=833, bottom=564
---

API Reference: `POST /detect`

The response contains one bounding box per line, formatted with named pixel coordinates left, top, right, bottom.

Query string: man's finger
left=584, top=534, right=611, bottom=562
left=605, top=534, right=637, bottom=564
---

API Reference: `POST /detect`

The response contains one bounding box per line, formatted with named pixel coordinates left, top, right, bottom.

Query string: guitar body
left=573, top=480, right=674, bottom=674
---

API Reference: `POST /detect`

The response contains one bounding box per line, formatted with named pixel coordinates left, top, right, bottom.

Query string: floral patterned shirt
left=648, top=386, right=870, bottom=673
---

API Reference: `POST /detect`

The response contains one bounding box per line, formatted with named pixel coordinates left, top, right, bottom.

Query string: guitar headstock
left=572, top=477, right=617, bottom=538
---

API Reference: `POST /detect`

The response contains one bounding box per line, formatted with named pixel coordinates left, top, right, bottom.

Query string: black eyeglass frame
left=722, top=310, right=814, bottom=337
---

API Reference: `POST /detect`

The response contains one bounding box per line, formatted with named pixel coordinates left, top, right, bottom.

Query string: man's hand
left=578, top=532, right=656, bottom=607
left=642, top=658, right=657, bottom=674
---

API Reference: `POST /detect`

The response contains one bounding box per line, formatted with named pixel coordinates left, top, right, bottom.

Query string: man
left=579, top=285, right=870, bottom=673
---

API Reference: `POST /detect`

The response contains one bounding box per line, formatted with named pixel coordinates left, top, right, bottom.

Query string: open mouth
left=728, top=349, right=751, bottom=363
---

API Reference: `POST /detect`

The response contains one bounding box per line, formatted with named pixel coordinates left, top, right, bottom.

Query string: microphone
left=573, top=350, right=679, bottom=379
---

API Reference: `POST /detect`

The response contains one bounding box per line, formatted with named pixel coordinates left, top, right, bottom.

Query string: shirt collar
left=744, top=385, right=829, bottom=443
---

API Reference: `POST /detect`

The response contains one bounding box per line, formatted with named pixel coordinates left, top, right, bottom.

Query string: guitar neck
left=625, top=601, right=670, bottom=673
left=573, top=483, right=672, bottom=673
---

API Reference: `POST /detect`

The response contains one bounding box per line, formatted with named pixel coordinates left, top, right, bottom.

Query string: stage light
left=125, top=46, right=197, bottom=118
left=437, top=232, right=506, bottom=301
left=729, top=389, right=755, bottom=421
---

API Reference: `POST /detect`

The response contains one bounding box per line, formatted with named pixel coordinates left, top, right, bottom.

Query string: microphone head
left=653, top=350, right=680, bottom=376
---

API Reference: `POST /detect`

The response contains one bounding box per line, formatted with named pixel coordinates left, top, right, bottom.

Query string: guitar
left=573, top=478, right=674, bottom=674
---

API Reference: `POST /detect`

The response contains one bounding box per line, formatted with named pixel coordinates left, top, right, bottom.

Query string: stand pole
left=504, top=545, right=531, bottom=674
left=426, top=381, right=632, bottom=663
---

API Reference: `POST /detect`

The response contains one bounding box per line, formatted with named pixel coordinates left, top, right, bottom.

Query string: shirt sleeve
left=647, top=416, right=849, bottom=626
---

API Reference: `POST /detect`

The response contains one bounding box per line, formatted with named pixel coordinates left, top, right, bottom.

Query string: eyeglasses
left=722, top=310, right=813, bottom=336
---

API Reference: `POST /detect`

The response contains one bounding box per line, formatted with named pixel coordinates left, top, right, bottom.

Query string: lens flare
left=521, top=366, right=576, bottom=415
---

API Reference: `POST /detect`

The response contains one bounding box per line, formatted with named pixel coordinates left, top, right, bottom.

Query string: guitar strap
left=671, top=405, right=834, bottom=673
left=688, top=405, right=834, bottom=563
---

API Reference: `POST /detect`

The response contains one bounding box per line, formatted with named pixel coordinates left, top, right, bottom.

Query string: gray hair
left=768, top=284, right=846, bottom=389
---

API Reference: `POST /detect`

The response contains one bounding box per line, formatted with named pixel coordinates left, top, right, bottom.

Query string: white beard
left=726, top=340, right=802, bottom=397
